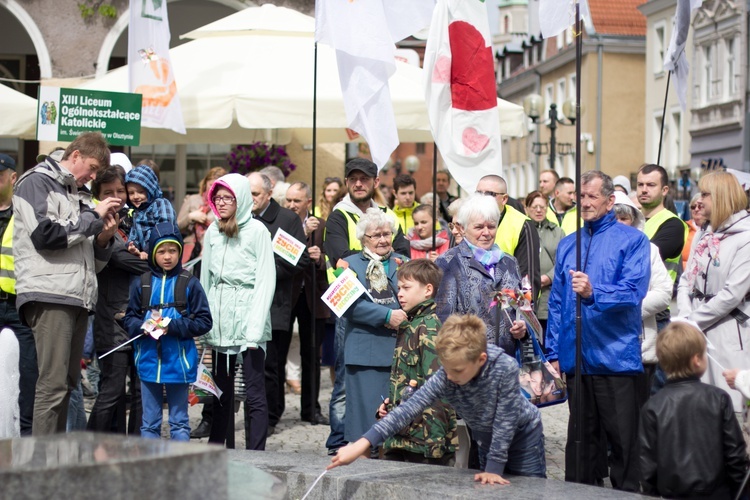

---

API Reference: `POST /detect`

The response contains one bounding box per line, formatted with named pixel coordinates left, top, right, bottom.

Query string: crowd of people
left=2, top=132, right=750, bottom=495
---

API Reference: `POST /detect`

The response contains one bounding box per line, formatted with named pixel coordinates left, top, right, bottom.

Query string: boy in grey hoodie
left=329, top=314, right=545, bottom=485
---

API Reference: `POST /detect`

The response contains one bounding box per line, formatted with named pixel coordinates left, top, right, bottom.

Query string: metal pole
left=574, top=2, right=584, bottom=484
left=548, top=103, right=558, bottom=170
left=657, top=71, right=671, bottom=165
left=309, top=41, right=319, bottom=424
left=432, top=143, right=438, bottom=251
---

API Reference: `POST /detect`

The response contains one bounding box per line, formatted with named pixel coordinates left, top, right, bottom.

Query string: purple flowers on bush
left=226, top=143, right=297, bottom=177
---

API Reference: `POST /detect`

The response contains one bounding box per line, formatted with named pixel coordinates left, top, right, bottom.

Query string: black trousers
left=242, top=347, right=268, bottom=450
left=87, top=350, right=141, bottom=434
left=0, top=298, right=37, bottom=436
left=565, top=374, right=641, bottom=492
left=265, top=328, right=293, bottom=427
left=209, top=351, right=237, bottom=448
left=289, top=292, right=325, bottom=420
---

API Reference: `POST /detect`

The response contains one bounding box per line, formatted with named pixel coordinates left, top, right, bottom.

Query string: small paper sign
left=193, top=363, right=223, bottom=399
left=141, top=310, right=171, bottom=340
left=272, top=227, right=306, bottom=266
left=322, top=269, right=366, bottom=318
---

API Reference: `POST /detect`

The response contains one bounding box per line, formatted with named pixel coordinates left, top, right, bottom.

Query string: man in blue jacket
left=546, top=170, right=650, bottom=492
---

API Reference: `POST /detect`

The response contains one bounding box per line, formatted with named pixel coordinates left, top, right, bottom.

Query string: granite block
left=228, top=450, right=647, bottom=500
left=0, top=432, right=227, bottom=500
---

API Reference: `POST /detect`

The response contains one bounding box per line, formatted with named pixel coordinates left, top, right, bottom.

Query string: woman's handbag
left=515, top=333, right=567, bottom=408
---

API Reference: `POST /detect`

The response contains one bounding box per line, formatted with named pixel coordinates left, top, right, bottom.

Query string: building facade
left=689, top=0, right=748, bottom=173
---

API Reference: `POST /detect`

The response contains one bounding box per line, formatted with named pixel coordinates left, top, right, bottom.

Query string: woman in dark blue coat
left=341, top=208, right=408, bottom=444
left=435, top=194, right=527, bottom=356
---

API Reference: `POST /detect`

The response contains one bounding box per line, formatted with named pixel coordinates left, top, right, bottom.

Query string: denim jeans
left=473, top=418, right=546, bottom=478
left=325, top=317, right=347, bottom=452
left=66, top=381, right=87, bottom=431
left=140, top=381, right=190, bottom=441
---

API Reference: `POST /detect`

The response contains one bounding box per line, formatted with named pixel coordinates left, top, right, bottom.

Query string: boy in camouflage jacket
left=381, top=259, right=458, bottom=464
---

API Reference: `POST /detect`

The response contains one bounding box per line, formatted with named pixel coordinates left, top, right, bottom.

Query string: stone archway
left=0, top=0, right=52, bottom=78
left=95, top=0, right=252, bottom=78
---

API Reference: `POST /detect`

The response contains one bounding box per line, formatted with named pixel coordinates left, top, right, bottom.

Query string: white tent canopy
left=78, top=32, right=524, bottom=145
left=181, top=4, right=315, bottom=39
left=1, top=84, right=37, bottom=139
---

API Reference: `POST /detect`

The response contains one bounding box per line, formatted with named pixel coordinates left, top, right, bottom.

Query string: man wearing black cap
left=0, top=154, right=37, bottom=435
left=323, top=158, right=409, bottom=456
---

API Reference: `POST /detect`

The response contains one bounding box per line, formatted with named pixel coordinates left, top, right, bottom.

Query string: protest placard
left=272, top=227, right=306, bottom=266
left=193, top=363, right=222, bottom=399
left=321, top=268, right=367, bottom=317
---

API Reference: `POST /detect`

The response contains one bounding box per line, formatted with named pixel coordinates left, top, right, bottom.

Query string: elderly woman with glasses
left=435, top=194, right=527, bottom=356
left=339, top=208, right=409, bottom=445
left=525, top=191, right=563, bottom=337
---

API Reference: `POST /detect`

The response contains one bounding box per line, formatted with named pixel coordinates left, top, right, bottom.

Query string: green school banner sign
left=36, top=87, right=142, bottom=146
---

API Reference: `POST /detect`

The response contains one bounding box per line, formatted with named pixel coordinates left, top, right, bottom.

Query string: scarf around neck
left=362, top=246, right=395, bottom=304
left=465, top=240, right=504, bottom=273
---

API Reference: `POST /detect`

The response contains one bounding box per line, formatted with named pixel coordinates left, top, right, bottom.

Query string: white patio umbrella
left=0, top=83, right=37, bottom=139
left=180, top=3, right=314, bottom=39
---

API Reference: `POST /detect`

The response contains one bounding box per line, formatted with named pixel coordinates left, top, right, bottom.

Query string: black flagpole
left=432, top=143, right=438, bottom=251
left=656, top=71, right=671, bottom=165
left=309, top=41, right=319, bottom=423
left=574, top=1, right=584, bottom=484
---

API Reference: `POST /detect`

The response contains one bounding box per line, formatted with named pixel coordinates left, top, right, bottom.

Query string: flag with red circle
left=424, top=0, right=502, bottom=194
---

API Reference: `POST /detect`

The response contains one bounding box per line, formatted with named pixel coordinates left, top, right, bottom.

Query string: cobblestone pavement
left=187, top=368, right=570, bottom=480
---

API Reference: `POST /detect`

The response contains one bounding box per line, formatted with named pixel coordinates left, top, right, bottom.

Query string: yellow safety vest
left=494, top=205, right=529, bottom=255
left=547, top=205, right=580, bottom=236
left=644, top=209, right=688, bottom=283
left=560, top=209, right=580, bottom=236
left=0, top=215, right=15, bottom=295
left=545, top=206, right=558, bottom=226
left=393, top=202, right=418, bottom=235
left=325, top=206, right=398, bottom=283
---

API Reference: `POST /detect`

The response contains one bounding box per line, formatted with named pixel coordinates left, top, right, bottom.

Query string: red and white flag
left=315, top=0, right=434, bottom=170
left=128, top=0, right=185, bottom=134
left=424, top=0, right=501, bottom=194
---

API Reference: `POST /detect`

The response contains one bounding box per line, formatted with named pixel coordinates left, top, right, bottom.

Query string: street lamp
left=523, top=94, right=577, bottom=170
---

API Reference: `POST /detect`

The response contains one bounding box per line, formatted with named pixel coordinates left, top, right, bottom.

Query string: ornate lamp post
left=523, top=94, right=577, bottom=171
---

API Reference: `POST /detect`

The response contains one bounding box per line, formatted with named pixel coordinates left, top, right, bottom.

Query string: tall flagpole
left=656, top=71, right=671, bottom=165
left=309, top=41, right=319, bottom=421
left=573, top=0, right=584, bottom=483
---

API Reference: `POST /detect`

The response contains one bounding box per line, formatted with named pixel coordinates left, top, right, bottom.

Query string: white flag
left=128, top=0, right=185, bottom=134
left=663, top=0, right=702, bottom=111
left=424, top=0, right=502, bottom=194
left=538, top=0, right=592, bottom=39
left=315, top=0, right=434, bottom=170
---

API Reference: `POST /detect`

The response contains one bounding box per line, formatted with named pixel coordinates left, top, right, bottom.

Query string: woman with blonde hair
left=176, top=166, right=227, bottom=264
left=315, top=177, right=344, bottom=220
left=677, top=171, right=750, bottom=412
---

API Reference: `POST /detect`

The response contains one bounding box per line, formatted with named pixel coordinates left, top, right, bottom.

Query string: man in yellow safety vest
left=637, top=163, right=687, bottom=331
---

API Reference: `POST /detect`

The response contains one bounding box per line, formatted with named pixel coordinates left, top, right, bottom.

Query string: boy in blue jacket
left=124, top=222, right=212, bottom=441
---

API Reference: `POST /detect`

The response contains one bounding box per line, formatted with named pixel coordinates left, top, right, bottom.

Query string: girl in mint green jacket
left=201, top=173, right=275, bottom=447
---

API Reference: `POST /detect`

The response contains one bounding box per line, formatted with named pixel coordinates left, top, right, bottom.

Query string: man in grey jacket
left=13, top=132, right=120, bottom=435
